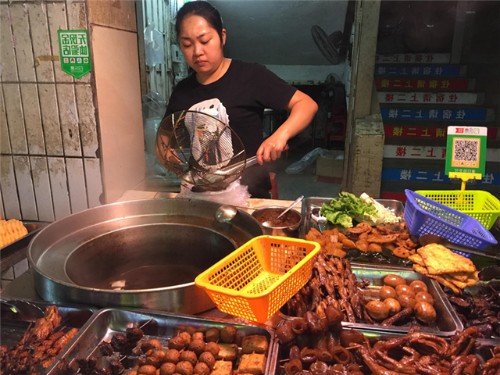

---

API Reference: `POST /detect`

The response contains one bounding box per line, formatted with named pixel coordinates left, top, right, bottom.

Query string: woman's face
left=178, top=15, right=226, bottom=78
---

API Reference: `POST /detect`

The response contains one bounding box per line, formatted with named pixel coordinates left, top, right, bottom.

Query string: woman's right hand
left=256, top=135, right=289, bottom=164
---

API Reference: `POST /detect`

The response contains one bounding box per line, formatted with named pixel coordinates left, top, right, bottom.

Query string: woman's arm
left=256, top=90, right=318, bottom=164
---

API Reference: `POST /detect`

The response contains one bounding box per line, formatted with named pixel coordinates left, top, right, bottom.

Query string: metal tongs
left=311, top=207, right=327, bottom=233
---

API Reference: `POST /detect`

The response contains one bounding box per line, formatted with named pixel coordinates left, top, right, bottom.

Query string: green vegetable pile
left=320, top=192, right=380, bottom=228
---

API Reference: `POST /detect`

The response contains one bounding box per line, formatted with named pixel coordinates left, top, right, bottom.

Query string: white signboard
left=378, top=92, right=480, bottom=105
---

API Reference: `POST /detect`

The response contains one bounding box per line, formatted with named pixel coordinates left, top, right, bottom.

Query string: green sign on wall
left=58, top=30, right=92, bottom=78
left=445, top=126, right=487, bottom=183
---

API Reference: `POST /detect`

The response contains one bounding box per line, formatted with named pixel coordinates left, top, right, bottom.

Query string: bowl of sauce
left=251, top=206, right=302, bottom=237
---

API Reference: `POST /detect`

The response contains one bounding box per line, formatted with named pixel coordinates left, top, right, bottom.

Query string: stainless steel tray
left=50, top=308, right=279, bottom=374
left=347, top=265, right=464, bottom=336
left=276, top=327, right=499, bottom=374
left=1, top=222, right=48, bottom=272
left=0, top=299, right=95, bottom=374
left=1, top=299, right=94, bottom=349
left=300, top=196, right=405, bottom=237
left=299, top=196, right=411, bottom=267
left=0, top=222, right=46, bottom=252
left=280, top=264, right=463, bottom=337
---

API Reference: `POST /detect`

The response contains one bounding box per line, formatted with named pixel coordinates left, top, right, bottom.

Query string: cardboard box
left=316, top=150, right=344, bottom=183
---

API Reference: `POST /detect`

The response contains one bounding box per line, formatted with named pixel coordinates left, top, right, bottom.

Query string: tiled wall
left=1, top=0, right=145, bottom=289
left=0, top=0, right=101, bottom=222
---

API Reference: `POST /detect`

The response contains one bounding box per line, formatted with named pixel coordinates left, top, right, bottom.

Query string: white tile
left=67, top=157, right=88, bottom=213
left=47, top=2, right=73, bottom=83
left=84, top=157, right=103, bottom=208
left=39, top=84, right=63, bottom=155
left=31, top=156, right=55, bottom=222
left=0, top=5, right=18, bottom=81
left=0, top=86, right=11, bottom=154
left=48, top=157, right=71, bottom=219
left=13, top=259, right=29, bottom=278
left=67, top=1, right=91, bottom=84
left=57, top=84, right=82, bottom=157
left=2, top=267, right=14, bottom=280
left=76, top=85, right=98, bottom=157
left=0, top=156, right=22, bottom=219
left=13, top=156, right=38, bottom=220
left=21, top=84, right=45, bottom=155
left=0, top=189, right=4, bottom=219
left=10, top=4, right=36, bottom=82
left=3, top=84, right=28, bottom=154
left=27, top=2, right=55, bottom=83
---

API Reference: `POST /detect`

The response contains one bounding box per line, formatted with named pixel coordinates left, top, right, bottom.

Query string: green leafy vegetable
left=320, top=192, right=380, bottom=228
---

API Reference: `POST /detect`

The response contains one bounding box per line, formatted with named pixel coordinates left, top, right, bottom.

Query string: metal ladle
left=215, top=205, right=245, bottom=223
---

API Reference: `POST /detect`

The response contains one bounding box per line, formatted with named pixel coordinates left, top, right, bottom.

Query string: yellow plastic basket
left=415, top=190, right=500, bottom=229
left=195, top=235, right=320, bottom=323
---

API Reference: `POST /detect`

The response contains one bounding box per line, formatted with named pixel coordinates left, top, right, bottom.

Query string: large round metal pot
left=28, top=198, right=262, bottom=314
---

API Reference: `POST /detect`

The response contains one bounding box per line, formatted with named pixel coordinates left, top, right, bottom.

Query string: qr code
left=452, top=138, right=479, bottom=167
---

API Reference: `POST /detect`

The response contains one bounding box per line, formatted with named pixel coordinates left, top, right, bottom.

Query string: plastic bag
left=285, top=147, right=331, bottom=174
left=144, top=23, right=164, bottom=67
left=177, top=179, right=250, bottom=207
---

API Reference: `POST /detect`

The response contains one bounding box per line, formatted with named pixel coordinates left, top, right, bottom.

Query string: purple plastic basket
left=404, top=189, right=497, bottom=251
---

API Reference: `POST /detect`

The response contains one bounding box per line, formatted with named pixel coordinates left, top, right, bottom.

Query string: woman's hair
left=175, top=1, right=224, bottom=41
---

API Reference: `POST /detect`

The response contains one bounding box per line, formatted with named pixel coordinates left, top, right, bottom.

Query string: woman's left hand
left=256, top=90, right=318, bottom=164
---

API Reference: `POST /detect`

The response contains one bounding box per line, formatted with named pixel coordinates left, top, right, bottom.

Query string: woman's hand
left=256, top=90, right=318, bottom=164
left=256, top=136, right=288, bottom=164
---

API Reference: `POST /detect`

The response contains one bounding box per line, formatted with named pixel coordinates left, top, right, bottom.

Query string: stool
left=325, top=110, right=347, bottom=146
left=269, top=172, right=279, bottom=199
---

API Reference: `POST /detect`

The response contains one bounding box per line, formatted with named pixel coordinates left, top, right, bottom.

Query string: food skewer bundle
left=282, top=254, right=369, bottom=324
left=0, top=305, right=79, bottom=374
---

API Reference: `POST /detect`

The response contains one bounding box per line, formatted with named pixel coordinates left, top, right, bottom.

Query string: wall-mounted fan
left=311, top=25, right=345, bottom=65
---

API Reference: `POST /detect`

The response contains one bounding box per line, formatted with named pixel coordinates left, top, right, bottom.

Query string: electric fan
left=156, top=110, right=252, bottom=192
left=311, top=25, right=345, bottom=65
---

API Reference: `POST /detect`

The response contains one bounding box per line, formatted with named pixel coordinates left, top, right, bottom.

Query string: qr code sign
left=451, top=138, right=480, bottom=168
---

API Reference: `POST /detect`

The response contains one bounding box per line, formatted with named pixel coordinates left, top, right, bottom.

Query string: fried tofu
left=408, top=253, right=424, bottom=266
left=241, top=335, right=268, bottom=354
left=410, top=243, right=480, bottom=293
left=217, top=343, right=238, bottom=361
left=237, top=353, right=266, bottom=375
left=413, top=264, right=461, bottom=294
left=444, top=271, right=479, bottom=289
left=417, top=244, right=476, bottom=274
left=211, top=360, right=233, bottom=375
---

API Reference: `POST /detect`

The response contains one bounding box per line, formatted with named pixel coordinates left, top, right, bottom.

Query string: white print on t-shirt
left=185, top=98, right=233, bottom=171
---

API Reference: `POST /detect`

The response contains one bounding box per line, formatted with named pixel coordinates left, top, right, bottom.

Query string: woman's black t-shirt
left=165, top=59, right=296, bottom=156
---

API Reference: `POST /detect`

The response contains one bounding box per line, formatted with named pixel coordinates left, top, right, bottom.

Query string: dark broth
left=253, top=208, right=300, bottom=227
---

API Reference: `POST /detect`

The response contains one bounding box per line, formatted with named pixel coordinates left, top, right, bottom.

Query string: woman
left=160, top=1, right=318, bottom=197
